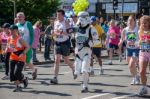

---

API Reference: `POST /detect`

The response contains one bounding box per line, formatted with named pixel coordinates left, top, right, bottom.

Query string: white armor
left=74, top=11, right=100, bottom=91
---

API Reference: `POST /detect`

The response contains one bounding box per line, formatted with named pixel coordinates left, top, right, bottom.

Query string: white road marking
left=110, top=94, right=136, bottom=99
left=81, top=93, right=110, bottom=99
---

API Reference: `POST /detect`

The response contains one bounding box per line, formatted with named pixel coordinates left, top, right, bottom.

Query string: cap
left=2, top=23, right=10, bottom=28
left=90, top=16, right=97, bottom=22
left=9, top=25, right=18, bottom=30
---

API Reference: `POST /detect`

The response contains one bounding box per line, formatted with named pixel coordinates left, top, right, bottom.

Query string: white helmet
left=76, top=11, right=91, bottom=27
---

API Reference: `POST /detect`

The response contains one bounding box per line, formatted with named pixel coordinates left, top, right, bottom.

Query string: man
left=50, top=9, right=74, bottom=84
left=44, top=20, right=53, bottom=61
left=16, top=12, right=37, bottom=80
left=90, top=16, right=104, bottom=75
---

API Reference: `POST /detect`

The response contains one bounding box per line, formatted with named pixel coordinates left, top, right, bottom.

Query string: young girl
left=138, top=15, right=150, bottom=96
left=8, top=25, right=29, bottom=92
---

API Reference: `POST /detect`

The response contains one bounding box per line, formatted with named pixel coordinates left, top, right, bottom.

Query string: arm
left=19, top=38, right=29, bottom=55
left=27, top=21, right=34, bottom=46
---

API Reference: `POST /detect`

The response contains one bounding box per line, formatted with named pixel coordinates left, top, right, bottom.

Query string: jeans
left=32, top=48, right=37, bottom=61
left=44, top=38, right=51, bottom=59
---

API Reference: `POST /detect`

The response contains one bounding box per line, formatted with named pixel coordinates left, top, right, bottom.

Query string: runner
left=138, top=15, right=150, bottom=96
left=90, top=16, right=104, bottom=75
left=50, top=9, right=74, bottom=84
left=105, top=19, right=121, bottom=65
left=16, top=12, right=37, bottom=79
left=0, top=23, right=11, bottom=80
left=74, top=12, right=100, bottom=92
left=8, top=25, right=29, bottom=92
left=119, top=15, right=140, bottom=85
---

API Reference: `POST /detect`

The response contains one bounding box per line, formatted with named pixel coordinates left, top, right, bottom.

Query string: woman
left=106, top=19, right=121, bottom=65
left=8, top=25, right=29, bottom=92
left=0, top=23, right=11, bottom=80
left=32, top=20, right=42, bottom=62
left=119, top=15, right=140, bottom=85
left=138, top=15, right=150, bottom=96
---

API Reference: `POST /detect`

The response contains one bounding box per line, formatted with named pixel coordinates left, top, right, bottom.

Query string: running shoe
left=81, top=87, right=88, bottom=93
left=50, top=77, right=58, bottom=84
left=23, top=77, right=28, bottom=88
left=32, top=68, right=37, bottom=80
left=13, top=86, right=22, bottom=92
left=1, top=75, right=9, bottom=80
left=135, top=75, right=140, bottom=85
left=108, top=61, right=113, bottom=65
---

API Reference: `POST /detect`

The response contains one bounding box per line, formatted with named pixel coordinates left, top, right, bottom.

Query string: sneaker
left=99, top=68, right=104, bottom=75
left=108, top=61, right=113, bottom=65
left=135, top=75, right=140, bottom=85
left=1, top=75, right=9, bottom=80
left=50, top=77, right=58, bottom=84
left=81, top=87, right=88, bottom=93
left=13, top=86, right=22, bottom=92
left=130, top=78, right=136, bottom=85
left=138, top=86, right=148, bottom=96
left=72, top=70, right=77, bottom=79
left=23, top=77, right=28, bottom=88
left=32, top=68, right=37, bottom=80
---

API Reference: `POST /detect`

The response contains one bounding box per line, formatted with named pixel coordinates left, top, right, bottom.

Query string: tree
left=0, top=0, right=61, bottom=25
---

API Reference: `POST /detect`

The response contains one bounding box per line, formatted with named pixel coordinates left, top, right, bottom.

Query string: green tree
left=0, top=0, right=61, bottom=25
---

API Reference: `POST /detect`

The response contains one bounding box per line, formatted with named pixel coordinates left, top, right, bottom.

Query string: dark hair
left=57, top=9, right=65, bottom=16
left=2, top=23, right=10, bottom=28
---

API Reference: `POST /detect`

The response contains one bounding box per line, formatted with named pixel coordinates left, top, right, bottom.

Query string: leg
left=5, top=52, right=10, bottom=76
left=81, top=54, right=91, bottom=92
left=10, top=60, right=17, bottom=82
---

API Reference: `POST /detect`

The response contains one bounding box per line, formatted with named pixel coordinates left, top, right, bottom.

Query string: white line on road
left=81, top=93, right=110, bottom=99
left=110, top=94, right=136, bottom=99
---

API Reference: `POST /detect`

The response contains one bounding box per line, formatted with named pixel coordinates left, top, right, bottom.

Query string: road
left=0, top=52, right=150, bottom=99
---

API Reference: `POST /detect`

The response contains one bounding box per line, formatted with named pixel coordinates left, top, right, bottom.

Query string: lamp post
left=10, top=0, right=16, bottom=23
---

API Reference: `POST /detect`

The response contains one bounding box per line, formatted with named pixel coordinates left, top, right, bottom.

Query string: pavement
left=0, top=49, right=150, bottom=99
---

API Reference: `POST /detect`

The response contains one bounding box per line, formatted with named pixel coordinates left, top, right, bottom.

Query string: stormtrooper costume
left=74, top=11, right=100, bottom=92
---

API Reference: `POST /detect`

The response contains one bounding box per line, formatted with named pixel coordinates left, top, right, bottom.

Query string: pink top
left=0, top=32, right=11, bottom=52
left=108, top=26, right=120, bottom=45
left=32, top=26, right=41, bottom=48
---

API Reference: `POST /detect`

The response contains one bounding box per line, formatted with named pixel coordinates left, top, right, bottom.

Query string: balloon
left=72, top=0, right=89, bottom=15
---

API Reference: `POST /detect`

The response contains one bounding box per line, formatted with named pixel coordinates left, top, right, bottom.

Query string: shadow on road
left=89, top=82, right=127, bottom=87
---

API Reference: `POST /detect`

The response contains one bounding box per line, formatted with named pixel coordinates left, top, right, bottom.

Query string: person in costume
left=74, top=11, right=100, bottom=92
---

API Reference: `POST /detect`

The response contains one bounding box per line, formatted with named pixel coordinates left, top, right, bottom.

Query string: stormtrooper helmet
left=76, top=11, right=91, bottom=27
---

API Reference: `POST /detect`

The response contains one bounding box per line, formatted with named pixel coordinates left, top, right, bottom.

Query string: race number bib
left=140, top=42, right=150, bottom=50
left=127, top=32, right=136, bottom=47
left=110, top=32, right=116, bottom=39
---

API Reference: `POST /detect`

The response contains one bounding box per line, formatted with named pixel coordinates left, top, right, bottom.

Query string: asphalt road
left=0, top=55, right=150, bottom=99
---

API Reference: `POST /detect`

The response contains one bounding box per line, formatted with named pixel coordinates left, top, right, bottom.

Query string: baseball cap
left=90, top=16, right=97, bottom=22
left=9, top=25, right=18, bottom=30
left=2, top=23, right=10, bottom=28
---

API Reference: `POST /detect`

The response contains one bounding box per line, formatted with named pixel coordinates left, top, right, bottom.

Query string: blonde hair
left=139, top=15, right=150, bottom=39
left=34, top=20, right=42, bottom=27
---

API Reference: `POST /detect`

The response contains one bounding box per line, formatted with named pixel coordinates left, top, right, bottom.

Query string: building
left=60, top=0, right=150, bottom=20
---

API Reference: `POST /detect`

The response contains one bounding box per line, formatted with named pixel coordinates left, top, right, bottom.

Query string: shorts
left=126, top=48, right=139, bottom=57
left=55, top=44, right=70, bottom=56
left=109, top=43, right=119, bottom=50
left=139, top=51, right=150, bottom=63
left=26, top=48, right=32, bottom=63
left=92, top=47, right=101, bottom=58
